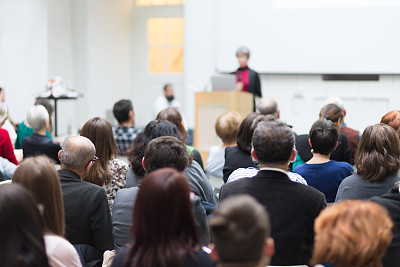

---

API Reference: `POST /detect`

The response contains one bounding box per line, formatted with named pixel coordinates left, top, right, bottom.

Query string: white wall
left=0, top=0, right=48, bottom=123
left=261, top=74, right=400, bottom=135
left=184, top=0, right=219, bottom=128
left=1, top=0, right=400, bottom=139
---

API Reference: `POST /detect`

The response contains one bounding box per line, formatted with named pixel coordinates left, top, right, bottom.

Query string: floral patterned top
left=104, top=158, right=128, bottom=212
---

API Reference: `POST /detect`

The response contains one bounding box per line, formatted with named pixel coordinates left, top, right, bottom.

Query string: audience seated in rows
left=325, top=96, right=360, bottom=164
left=157, top=107, right=204, bottom=170
left=294, top=120, right=353, bottom=202
left=112, top=99, right=139, bottom=156
left=294, top=103, right=351, bottom=169
left=57, top=136, right=114, bottom=267
left=12, top=156, right=81, bottom=267
left=223, top=113, right=271, bottom=182
left=15, top=99, right=53, bottom=149
left=112, top=168, right=215, bottom=267
left=336, top=123, right=400, bottom=201
left=80, top=117, right=128, bottom=211
left=22, top=105, right=61, bottom=164
left=126, top=120, right=217, bottom=205
left=0, top=184, right=50, bottom=267
left=220, top=119, right=326, bottom=266
left=206, top=111, right=242, bottom=179
left=0, top=103, right=18, bottom=165
left=311, top=200, right=393, bottom=267
left=112, top=136, right=209, bottom=249
left=209, top=195, right=274, bottom=267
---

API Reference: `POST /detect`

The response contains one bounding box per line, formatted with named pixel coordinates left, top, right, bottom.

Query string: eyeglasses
left=91, top=156, right=98, bottom=163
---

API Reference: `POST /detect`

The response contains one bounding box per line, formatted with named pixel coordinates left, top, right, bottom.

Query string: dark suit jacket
left=219, top=170, right=326, bottom=266
left=22, top=133, right=61, bottom=164
left=371, top=186, right=400, bottom=267
left=58, top=169, right=114, bottom=252
left=223, top=146, right=256, bottom=183
left=296, top=133, right=351, bottom=164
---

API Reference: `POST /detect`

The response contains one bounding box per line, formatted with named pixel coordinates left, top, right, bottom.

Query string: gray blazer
left=112, top=186, right=210, bottom=249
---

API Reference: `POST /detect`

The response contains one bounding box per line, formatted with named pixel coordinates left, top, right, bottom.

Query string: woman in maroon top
left=235, top=46, right=262, bottom=111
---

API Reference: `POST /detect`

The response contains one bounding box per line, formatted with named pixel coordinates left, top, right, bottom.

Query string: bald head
left=259, top=98, right=279, bottom=118
left=60, top=136, right=95, bottom=171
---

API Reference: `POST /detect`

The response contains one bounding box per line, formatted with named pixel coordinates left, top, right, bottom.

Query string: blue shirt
left=294, top=160, right=353, bottom=202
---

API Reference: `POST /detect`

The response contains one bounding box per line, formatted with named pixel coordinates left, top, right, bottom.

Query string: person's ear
left=208, top=244, right=219, bottom=262
left=264, top=237, right=275, bottom=257
left=58, top=150, right=62, bottom=162
left=334, top=141, right=339, bottom=151
left=251, top=148, right=258, bottom=161
left=308, top=138, right=312, bottom=148
left=85, top=161, right=93, bottom=173
left=289, top=149, right=297, bottom=163
left=142, top=157, right=146, bottom=171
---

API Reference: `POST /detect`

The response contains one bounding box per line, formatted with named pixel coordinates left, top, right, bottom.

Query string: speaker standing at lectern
left=235, top=46, right=262, bottom=111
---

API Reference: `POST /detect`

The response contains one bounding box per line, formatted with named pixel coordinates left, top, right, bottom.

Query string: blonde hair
left=311, top=200, right=393, bottom=267
left=215, top=112, right=243, bottom=144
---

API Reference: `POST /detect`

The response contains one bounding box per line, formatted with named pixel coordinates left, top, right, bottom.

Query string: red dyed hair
left=381, top=110, right=400, bottom=139
left=124, top=168, right=198, bottom=267
left=311, top=200, right=393, bottom=267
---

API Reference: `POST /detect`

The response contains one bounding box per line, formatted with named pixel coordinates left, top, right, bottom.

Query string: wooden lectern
left=194, top=91, right=253, bottom=166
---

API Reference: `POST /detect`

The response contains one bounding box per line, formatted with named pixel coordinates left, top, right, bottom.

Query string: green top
left=15, top=121, right=52, bottom=149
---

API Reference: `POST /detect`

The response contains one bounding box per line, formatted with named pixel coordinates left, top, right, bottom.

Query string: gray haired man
left=58, top=136, right=114, bottom=266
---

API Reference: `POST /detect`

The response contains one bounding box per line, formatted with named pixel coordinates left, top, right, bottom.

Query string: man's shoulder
left=224, top=170, right=322, bottom=193
left=115, top=187, right=139, bottom=201
left=58, top=170, right=104, bottom=191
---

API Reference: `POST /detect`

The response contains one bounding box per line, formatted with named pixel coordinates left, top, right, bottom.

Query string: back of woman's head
left=319, top=103, right=344, bottom=124
left=12, top=156, right=65, bottom=236
left=355, top=123, right=400, bottom=182
left=381, top=110, right=400, bottom=139
left=127, top=120, right=183, bottom=177
left=0, top=183, right=49, bottom=267
left=27, top=105, right=49, bottom=132
left=215, top=111, right=243, bottom=144
left=310, top=200, right=392, bottom=267
left=309, top=120, right=339, bottom=155
left=236, top=113, right=272, bottom=153
left=129, top=168, right=198, bottom=267
left=80, top=117, right=118, bottom=186
left=156, top=107, right=188, bottom=140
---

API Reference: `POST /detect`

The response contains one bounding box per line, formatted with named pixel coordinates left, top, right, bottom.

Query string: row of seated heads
left=1, top=156, right=395, bottom=267
left=0, top=98, right=399, bottom=266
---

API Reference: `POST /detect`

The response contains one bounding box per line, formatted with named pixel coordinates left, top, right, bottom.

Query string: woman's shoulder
left=44, top=234, right=82, bottom=267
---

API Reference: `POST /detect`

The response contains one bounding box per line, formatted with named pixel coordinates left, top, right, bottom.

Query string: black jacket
left=296, top=133, right=351, bottom=164
left=220, top=170, right=326, bottom=266
left=223, top=146, right=256, bottom=183
left=58, top=169, right=114, bottom=252
left=22, top=133, right=61, bottom=164
left=371, top=186, right=400, bottom=267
